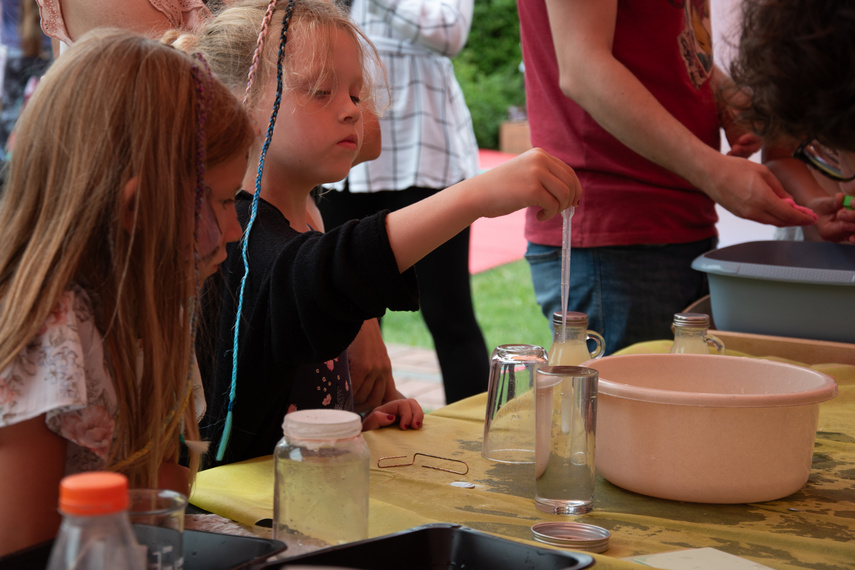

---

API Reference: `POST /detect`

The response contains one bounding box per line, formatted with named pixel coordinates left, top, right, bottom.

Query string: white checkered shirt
left=329, top=0, right=479, bottom=193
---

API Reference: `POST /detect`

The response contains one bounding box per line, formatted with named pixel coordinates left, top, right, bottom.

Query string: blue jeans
left=525, top=239, right=716, bottom=355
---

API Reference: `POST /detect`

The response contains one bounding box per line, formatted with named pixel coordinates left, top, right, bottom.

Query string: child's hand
left=807, top=193, right=855, bottom=243
left=471, top=148, right=582, bottom=221
left=385, top=149, right=580, bottom=272
left=361, top=398, right=424, bottom=431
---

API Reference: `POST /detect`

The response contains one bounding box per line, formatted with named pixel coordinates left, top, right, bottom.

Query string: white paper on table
left=623, top=547, right=775, bottom=569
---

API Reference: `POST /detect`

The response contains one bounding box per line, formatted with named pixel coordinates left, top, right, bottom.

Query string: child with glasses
left=729, top=0, right=855, bottom=243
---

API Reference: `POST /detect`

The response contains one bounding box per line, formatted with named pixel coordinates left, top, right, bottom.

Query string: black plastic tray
left=0, top=528, right=286, bottom=570
left=185, top=529, right=286, bottom=569
left=258, top=523, right=593, bottom=570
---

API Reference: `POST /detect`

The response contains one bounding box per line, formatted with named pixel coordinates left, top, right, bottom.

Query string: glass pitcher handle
left=703, top=333, right=726, bottom=355
left=586, top=331, right=606, bottom=359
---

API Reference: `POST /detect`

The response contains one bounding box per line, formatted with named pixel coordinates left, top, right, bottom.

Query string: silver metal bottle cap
left=531, top=522, right=610, bottom=553
left=673, top=312, right=710, bottom=328
left=552, top=311, right=589, bottom=328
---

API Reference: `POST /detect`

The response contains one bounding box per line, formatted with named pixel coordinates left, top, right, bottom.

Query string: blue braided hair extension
left=216, top=0, right=297, bottom=461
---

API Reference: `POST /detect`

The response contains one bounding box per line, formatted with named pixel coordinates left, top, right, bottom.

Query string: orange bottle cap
left=59, top=472, right=129, bottom=516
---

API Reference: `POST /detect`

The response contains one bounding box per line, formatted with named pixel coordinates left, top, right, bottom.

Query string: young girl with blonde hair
left=182, top=0, right=582, bottom=465
left=0, top=29, right=254, bottom=555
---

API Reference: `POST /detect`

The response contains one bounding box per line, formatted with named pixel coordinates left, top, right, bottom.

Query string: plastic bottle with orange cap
left=47, top=472, right=145, bottom=570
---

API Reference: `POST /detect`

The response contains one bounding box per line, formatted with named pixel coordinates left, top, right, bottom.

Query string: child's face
left=197, top=152, right=248, bottom=278
left=259, top=28, right=364, bottom=187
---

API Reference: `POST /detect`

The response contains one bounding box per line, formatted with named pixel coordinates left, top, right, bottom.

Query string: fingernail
left=414, top=421, right=421, bottom=428
left=386, top=414, right=395, bottom=420
left=401, top=424, right=409, bottom=430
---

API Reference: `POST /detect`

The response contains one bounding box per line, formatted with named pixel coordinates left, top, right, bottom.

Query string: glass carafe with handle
left=548, top=312, right=606, bottom=366
left=670, top=313, right=725, bottom=355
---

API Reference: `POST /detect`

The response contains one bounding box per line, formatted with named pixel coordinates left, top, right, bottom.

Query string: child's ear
left=249, top=117, right=263, bottom=141
left=122, top=177, right=139, bottom=232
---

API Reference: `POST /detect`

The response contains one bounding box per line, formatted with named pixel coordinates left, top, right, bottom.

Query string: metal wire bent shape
left=377, top=453, right=470, bottom=475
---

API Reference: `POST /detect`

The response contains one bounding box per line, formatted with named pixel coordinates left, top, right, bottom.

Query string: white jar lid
left=282, top=409, right=362, bottom=440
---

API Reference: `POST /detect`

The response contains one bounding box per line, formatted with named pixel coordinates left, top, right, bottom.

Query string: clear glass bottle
left=273, top=409, right=370, bottom=547
left=47, top=472, right=146, bottom=570
left=670, top=313, right=725, bottom=355
left=548, top=311, right=606, bottom=366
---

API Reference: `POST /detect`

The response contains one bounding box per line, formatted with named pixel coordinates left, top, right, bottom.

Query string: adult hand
left=349, top=319, right=396, bottom=413
left=698, top=154, right=817, bottom=227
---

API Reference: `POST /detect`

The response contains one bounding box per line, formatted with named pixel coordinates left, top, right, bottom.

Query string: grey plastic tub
left=691, top=241, right=855, bottom=343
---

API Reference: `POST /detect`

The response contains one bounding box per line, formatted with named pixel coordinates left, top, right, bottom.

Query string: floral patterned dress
left=0, top=285, right=116, bottom=473
left=0, top=286, right=207, bottom=475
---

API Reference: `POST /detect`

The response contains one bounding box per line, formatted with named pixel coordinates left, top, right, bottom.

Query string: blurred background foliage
left=382, top=259, right=552, bottom=354
left=453, top=0, right=526, bottom=150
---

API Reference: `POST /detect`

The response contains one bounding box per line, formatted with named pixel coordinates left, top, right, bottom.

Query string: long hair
left=729, top=0, right=855, bottom=151
left=0, top=29, right=253, bottom=486
left=177, top=0, right=386, bottom=116
left=170, top=0, right=387, bottom=459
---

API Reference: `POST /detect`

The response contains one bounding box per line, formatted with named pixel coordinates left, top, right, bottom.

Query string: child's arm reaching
left=361, top=398, right=424, bottom=431
left=385, top=148, right=581, bottom=272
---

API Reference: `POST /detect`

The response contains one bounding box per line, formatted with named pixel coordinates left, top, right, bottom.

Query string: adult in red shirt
left=518, top=0, right=814, bottom=352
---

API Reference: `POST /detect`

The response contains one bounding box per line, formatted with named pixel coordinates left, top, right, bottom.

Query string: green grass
left=381, top=259, right=553, bottom=354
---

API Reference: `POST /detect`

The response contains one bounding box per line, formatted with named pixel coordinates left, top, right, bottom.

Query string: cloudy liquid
left=548, top=339, right=592, bottom=366
left=273, top=450, right=368, bottom=546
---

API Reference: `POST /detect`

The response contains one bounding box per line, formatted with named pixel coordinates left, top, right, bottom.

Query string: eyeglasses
left=793, top=140, right=855, bottom=182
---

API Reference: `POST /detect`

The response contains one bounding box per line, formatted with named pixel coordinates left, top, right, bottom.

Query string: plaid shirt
left=330, top=0, right=479, bottom=193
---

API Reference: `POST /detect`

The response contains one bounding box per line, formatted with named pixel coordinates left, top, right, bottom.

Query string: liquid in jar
left=273, top=409, right=369, bottom=547
left=548, top=311, right=605, bottom=365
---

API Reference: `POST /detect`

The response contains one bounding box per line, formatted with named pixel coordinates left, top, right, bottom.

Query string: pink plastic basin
left=582, top=354, right=838, bottom=504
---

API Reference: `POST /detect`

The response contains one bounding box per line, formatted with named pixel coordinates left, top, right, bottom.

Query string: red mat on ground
left=469, top=150, right=527, bottom=274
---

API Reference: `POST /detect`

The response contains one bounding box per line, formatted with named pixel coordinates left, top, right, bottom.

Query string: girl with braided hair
left=0, top=29, right=254, bottom=555
left=182, top=0, right=581, bottom=466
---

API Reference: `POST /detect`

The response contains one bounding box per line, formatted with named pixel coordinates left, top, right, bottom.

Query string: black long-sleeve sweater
left=199, top=191, right=419, bottom=466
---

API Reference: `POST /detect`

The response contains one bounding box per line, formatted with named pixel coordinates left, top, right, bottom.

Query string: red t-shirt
left=519, top=0, right=720, bottom=248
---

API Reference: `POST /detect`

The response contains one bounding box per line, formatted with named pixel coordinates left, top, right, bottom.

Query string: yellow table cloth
left=191, top=343, right=855, bottom=569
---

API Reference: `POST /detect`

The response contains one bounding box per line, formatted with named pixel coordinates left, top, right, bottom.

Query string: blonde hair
left=0, top=29, right=253, bottom=487
left=177, top=0, right=386, bottom=115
